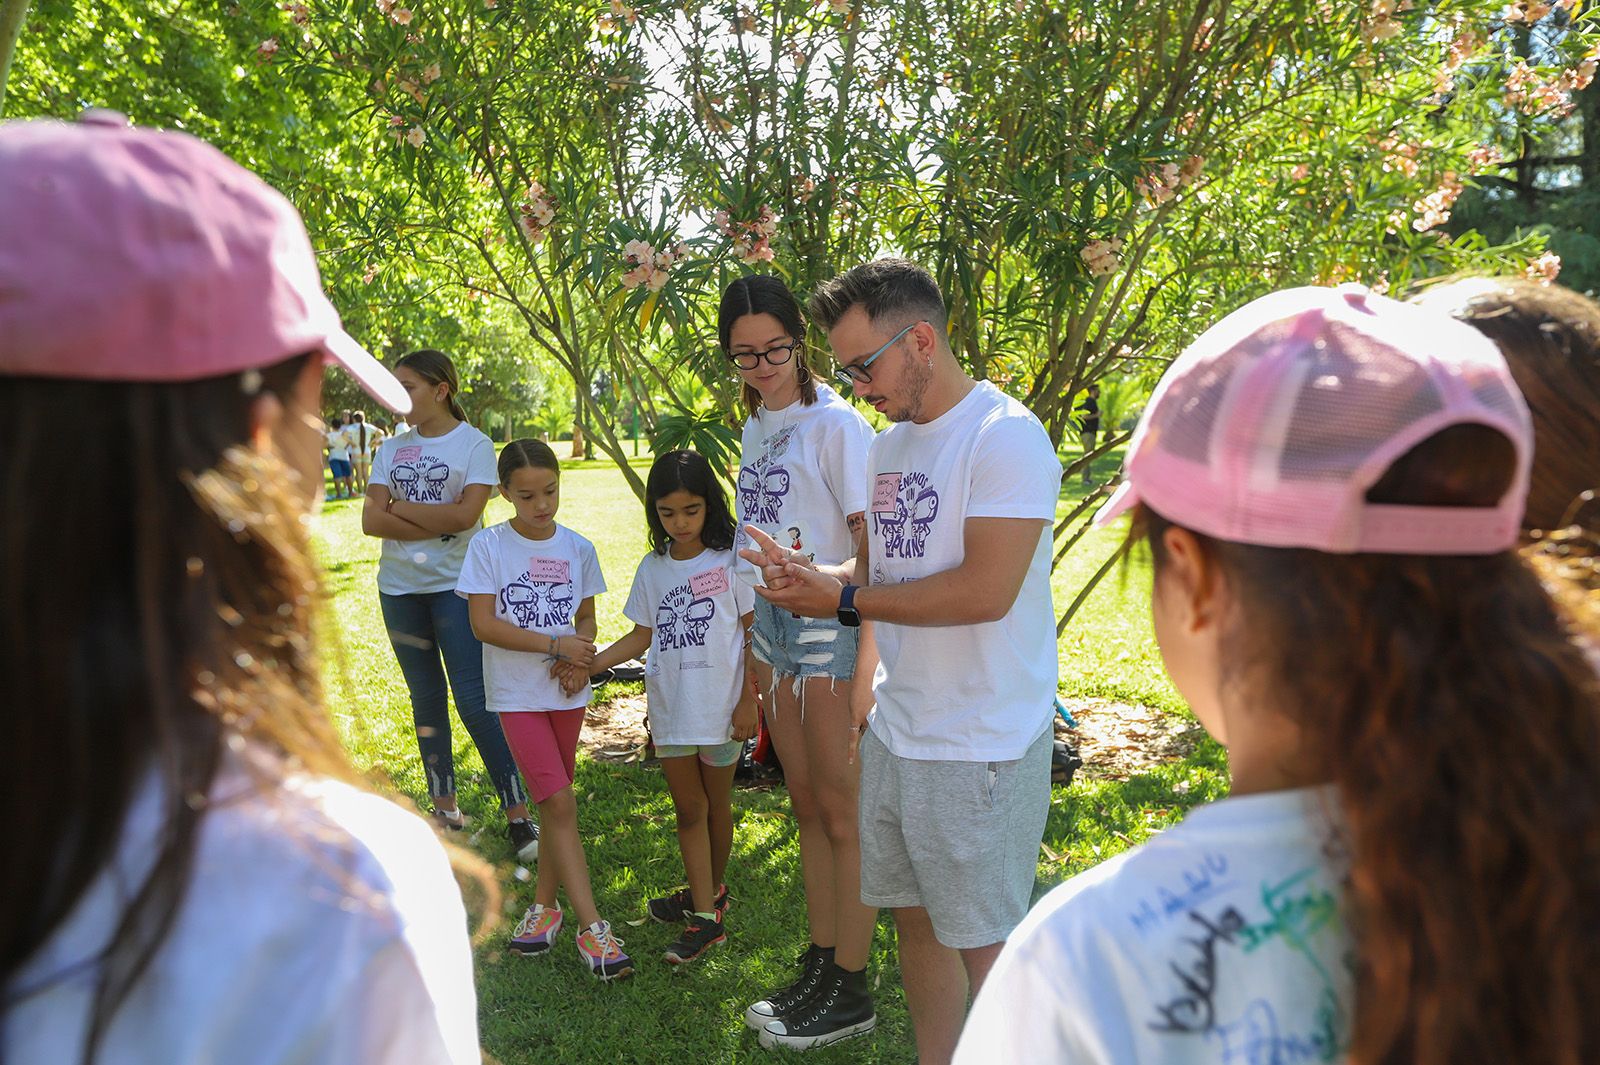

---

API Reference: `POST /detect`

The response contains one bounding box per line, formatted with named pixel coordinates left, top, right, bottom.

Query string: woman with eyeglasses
left=719, top=275, right=880, bottom=1047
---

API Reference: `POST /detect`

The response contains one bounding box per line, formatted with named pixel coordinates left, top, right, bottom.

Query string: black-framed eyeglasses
left=728, top=343, right=797, bottom=371
left=833, top=322, right=918, bottom=389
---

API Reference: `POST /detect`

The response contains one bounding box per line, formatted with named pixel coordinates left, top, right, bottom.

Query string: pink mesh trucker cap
left=0, top=113, right=409, bottom=413
left=1094, top=285, right=1532, bottom=554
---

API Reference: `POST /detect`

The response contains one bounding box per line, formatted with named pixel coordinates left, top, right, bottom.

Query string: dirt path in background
left=581, top=691, right=1202, bottom=780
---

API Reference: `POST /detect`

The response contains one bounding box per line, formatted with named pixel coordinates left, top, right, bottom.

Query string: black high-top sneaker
left=743, top=944, right=834, bottom=1031
left=758, top=964, right=876, bottom=1050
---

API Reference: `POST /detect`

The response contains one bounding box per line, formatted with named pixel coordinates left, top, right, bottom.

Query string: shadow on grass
left=417, top=712, right=1229, bottom=1065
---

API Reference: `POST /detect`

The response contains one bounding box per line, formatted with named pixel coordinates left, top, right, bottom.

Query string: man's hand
left=847, top=682, right=874, bottom=765
left=754, top=562, right=846, bottom=618
left=738, top=525, right=815, bottom=591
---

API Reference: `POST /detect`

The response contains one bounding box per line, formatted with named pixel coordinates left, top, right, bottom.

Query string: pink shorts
left=499, top=708, right=586, bottom=804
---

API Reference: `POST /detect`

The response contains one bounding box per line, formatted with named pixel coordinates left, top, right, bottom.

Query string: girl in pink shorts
left=457, top=440, right=632, bottom=980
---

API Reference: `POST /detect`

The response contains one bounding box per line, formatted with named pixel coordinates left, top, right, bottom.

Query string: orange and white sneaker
left=576, top=919, right=633, bottom=981
left=508, top=903, right=562, bottom=956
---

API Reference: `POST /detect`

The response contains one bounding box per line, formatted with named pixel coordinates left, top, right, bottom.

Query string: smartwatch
left=837, top=584, right=862, bottom=628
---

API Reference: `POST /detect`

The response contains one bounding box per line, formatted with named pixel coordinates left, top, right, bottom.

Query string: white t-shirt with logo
left=325, top=429, right=351, bottom=463
left=955, top=787, right=1354, bottom=1065
left=621, top=548, right=756, bottom=745
left=456, top=522, right=605, bottom=713
left=6, top=745, right=480, bottom=1065
left=370, top=423, right=498, bottom=595
left=865, top=381, right=1061, bottom=761
left=736, top=384, right=875, bottom=577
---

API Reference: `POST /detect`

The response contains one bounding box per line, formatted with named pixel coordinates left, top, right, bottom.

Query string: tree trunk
left=570, top=374, right=586, bottom=459
left=0, top=0, right=33, bottom=116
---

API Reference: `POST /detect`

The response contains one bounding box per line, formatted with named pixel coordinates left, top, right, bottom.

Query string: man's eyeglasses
left=728, top=343, right=797, bottom=371
left=833, top=322, right=919, bottom=390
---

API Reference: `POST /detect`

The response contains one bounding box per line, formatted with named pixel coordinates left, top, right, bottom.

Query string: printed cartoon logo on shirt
left=874, top=470, right=940, bottom=558
left=500, top=557, right=575, bottom=629
left=655, top=582, right=716, bottom=651
left=737, top=425, right=797, bottom=525
left=389, top=446, right=452, bottom=503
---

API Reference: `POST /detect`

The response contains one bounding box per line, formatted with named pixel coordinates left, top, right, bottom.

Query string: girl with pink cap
left=956, top=286, right=1600, bottom=1064
left=0, top=114, right=484, bottom=1064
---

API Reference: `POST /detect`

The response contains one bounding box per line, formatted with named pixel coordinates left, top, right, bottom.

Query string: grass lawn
left=314, top=443, right=1226, bottom=1064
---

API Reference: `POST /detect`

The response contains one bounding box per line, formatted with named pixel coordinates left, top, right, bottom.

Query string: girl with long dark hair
left=720, top=275, right=880, bottom=1042
left=1, top=116, right=485, bottom=1064
left=589, top=450, right=759, bottom=966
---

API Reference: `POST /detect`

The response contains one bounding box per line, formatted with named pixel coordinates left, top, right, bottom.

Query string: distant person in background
left=395, top=415, right=413, bottom=436
left=1076, top=383, right=1101, bottom=486
left=325, top=415, right=354, bottom=500
left=347, top=410, right=384, bottom=494
left=1, top=114, right=483, bottom=1064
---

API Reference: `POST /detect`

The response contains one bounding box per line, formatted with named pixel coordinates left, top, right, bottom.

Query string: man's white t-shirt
left=370, top=423, right=498, bottom=595
left=736, top=384, right=875, bottom=577
left=6, top=746, right=480, bottom=1065
left=456, top=522, right=605, bottom=712
left=955, top=787, right=1354, bottom=1065
left=325, top=429, right=351, bottom=463
left=622, top=547, right=756, bottom=745
left=865, top=381, right=1061, bottom=761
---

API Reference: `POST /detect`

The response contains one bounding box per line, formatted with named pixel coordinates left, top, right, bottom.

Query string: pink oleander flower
left=1445, top=26, right=1486, bottom=71
left=1464, top=144, right=1504, bottom=171
left=798, top=177, right=816, bottom=202
left=484, top=0, right=496, bottom=7
left=392, top=6, right=413, bottom=24
left=404, top=126, right=426, bottom=147
left=257, top=37, right=280, bottom=59
left=1079, top=238, right=1123, bottom=277
left=829, top=0, right=851, bottom=15
left=1504, top=0, right=1553, bottom=22
left=422, top=62, right=441, bottom=83
left=283, top=3, right=310, bottom=24
left=1192, top=17, right=1214, bottom=51
left=1526, top=250, right=1562, bottom=284
left=1290, top=162, right=1311, bottom=181
left=1411, top=172, right=1462, bottom=232
left=362, top=263, right=379, bottom=285
left=397, top=77, right=425, bottom=104
left=377, top=0, right=394, bottom=12
left=1376, top=135, right=1421, bottom=178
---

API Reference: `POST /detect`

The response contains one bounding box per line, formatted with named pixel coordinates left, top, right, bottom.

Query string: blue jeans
left=379, top=590, right=527, bottom=810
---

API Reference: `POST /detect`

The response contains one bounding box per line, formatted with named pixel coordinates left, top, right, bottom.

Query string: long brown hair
left=1134, top=423, right=1600, bottom=1065
left=1422, top=278, right=1600, bottom=536
left=396, top=348, right=471, bottom=424
left=719, top=275, right=820, bottom=417
left=0, top=356, right=493, bottom=1064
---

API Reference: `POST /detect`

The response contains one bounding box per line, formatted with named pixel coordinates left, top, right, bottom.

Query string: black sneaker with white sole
left=663, top=913, right=726, bottom=964
left=507, top=818, right=539, bottom=862
left=758, top=964, right=875, bottom=1050
left=648, top=883, right=728, bottom=923
left=743, top=944, right=833, bottom=1031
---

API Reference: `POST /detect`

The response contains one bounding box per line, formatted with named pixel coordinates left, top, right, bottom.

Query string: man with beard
left=742, top=258, right=1062, bottom=1065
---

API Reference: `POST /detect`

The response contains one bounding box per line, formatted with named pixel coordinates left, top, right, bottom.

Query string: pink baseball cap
left=0, top=112, right=409, bottom=413
left=1095, top=285, right=1532, bottom=554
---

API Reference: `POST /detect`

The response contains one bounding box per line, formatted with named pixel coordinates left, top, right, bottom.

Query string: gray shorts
left=858, top=723, right=1052, bottom=949
left=752, top=597, right=859, bottom=681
